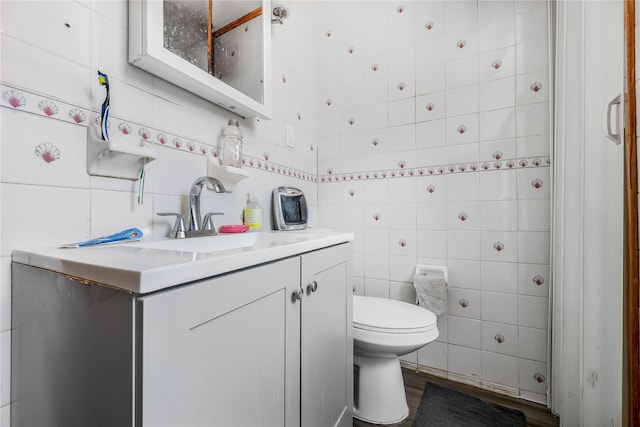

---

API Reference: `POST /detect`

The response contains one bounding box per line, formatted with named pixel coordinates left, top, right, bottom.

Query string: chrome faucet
left=188, top=176, right=226, bottom=235
left=157, top=176, right=226, bottom=238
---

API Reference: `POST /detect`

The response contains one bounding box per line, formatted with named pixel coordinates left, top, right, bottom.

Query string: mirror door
left=130, top=0, right=271, bottom=119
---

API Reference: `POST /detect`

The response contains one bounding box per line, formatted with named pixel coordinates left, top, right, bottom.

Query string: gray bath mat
left=413, top=382, right=526, bottom=427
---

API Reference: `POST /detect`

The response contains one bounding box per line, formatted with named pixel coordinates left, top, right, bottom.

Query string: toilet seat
left=353, top=296, right=437, bottom=334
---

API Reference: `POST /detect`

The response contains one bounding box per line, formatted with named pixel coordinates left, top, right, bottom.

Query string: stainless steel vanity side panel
left=11, top=263, right=135, bottom=427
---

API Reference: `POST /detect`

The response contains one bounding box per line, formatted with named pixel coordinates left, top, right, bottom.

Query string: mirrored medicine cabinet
left=129, top=0, right=272, bottom=119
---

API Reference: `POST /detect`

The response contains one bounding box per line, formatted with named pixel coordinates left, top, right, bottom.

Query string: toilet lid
left=353, top=296, right=437, bottom=334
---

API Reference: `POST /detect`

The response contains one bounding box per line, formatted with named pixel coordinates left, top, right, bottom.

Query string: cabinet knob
left=292, top=288, right=304, bottom=301
left=307, top=281, right=318, bottom=294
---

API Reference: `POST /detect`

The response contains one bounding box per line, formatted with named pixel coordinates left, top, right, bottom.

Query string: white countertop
left=12, top=230, right=354, bottom=294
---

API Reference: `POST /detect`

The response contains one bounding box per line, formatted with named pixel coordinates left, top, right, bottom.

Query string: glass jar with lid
left=219, top=119, right=243, bottom=168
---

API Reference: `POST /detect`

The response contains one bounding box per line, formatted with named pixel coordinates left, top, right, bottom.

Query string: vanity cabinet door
left=138, top=257, right=300, bottom=426
left=300, top=243, right=353, bottom=427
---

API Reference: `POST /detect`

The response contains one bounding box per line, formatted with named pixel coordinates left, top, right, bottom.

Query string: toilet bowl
left=353, top=295, right=438, bottom=424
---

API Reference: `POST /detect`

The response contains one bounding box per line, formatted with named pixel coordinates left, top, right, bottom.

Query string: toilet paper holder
left=414, top=264, right=448, bottom=283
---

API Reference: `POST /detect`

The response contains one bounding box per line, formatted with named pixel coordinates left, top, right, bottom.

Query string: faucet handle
left=157, top=212, right=186, bottom=239
left=202, top=212, right=224, bottom=233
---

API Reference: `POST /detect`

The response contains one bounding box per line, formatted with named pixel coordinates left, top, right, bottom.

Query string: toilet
left=353, top=295, right=439, bottom=424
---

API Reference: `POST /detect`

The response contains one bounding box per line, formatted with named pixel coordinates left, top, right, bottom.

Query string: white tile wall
left=481, top=261, right=518, bottom=293
left=519, top=295, right=549, bottom=329
left=518, top=326, right=548, bottom=362
left=518, top=263, right=550, bottom=297
left=390, top=281, right=416, bottom=304
left=448, top=230, right=481, bottom=260
left=390, top=230, right=417, bottom=257
left=389, top=203, right=417, bottom=229
left=446, top=202, right=480, bottom=230
left=418, top=341, right=448, bottom=371
left=479, top=15, right=515, bottom=52
left=448, top=259, right=482, bottom=289
left=446, top=143, right=480, bottom=164
left=315, top=0, right=551, bottom=404
left=479, top=78, right=515, bottom=111
left=447, top=288, right=481, bottom=319
left=518, top=199, right=551, bottom=231
left=364, top=278, right=391, bottom=298
left=482, top=322, right=518, bottom=356
left=482, top=351, right=519, bottom=388
left=448, top=344, right=482, bottom=379
left=389, top=255, right=417, bottom=283
left=446, top=173, right=480, bottom=201
left=446, top=113, right=479, bottom=144
left=519, top=358, right=548, bottom=394
left=447, top=56, right=479, bottom=89
left=365, top=253, right=390, bottom=280
left=448, top=316, right=482, bottom=348
left=479, top=170, right=517, bottom=200
left=1, top=184, right=92, bottom=256
left=482, top=292, right=518, bottom=324
left=417, top=230, right=448, bottom=259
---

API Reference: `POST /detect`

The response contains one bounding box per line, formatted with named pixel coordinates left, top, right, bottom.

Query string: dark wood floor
left=353, top=368, right=560, bottom=427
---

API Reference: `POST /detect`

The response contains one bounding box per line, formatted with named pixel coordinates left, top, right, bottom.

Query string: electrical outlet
left=285, top=124, right=295, bottom=148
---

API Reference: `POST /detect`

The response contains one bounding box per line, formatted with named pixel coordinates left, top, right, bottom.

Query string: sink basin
left=12, top=229, right=353, bottom=294
left=127, top=232, right=258, bottom=253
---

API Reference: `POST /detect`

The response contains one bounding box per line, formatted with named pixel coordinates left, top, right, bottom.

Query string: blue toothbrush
left=98, top=71, right=110, bottom=141
left=60, top=228, right=143, bottom=248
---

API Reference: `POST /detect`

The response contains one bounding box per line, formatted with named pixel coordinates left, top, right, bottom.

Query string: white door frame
left=551, top=1, right=624, bottom=425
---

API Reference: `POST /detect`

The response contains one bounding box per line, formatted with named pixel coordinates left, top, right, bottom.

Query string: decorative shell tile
left=34, top=142, right=60, bottom=163
left=38, top=100, right=59, bottom=117
left=139, top=127, right=152, bottom=140
left=68, top=108, right=87, bottom=124
left=1, top=84, right=317, bottom=183
left=118, top=122, right=132, bottom=135
left=319, top=155, right=550, bottom=182
left=2, top=85, right=90, bottom=126
left=3, top=89, right=26, bottom=108
left=0, top=84, right=550, bottom=186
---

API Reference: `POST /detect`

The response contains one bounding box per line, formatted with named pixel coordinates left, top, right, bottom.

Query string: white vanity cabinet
left=11, top=242, right=352, bottom=427
left=139, top=257, right=300, bottom=426
left=300, top=243, right=353, bottom=427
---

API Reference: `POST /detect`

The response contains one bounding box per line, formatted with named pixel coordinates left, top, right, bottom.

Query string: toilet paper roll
left=413, top=273, right=447, bottom=316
